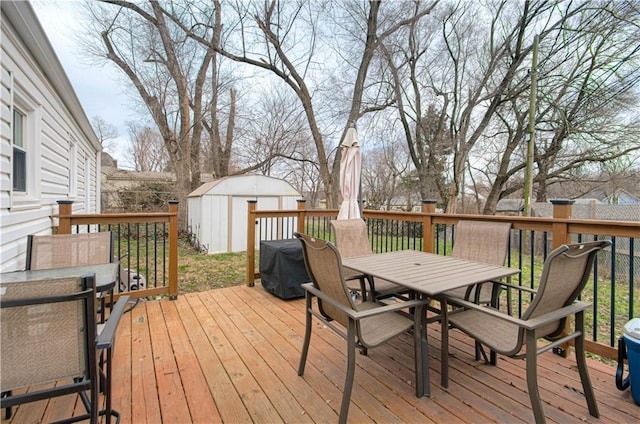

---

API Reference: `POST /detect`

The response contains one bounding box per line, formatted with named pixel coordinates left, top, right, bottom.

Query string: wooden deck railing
left=246, top=199, right=639, bottom=361
left=55, top=200, right=179, bottom=300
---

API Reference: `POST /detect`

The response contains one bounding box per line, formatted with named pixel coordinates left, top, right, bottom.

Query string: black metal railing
left=246, top=199, right=639, bottom=360
left=57, top=200, right=179, bottom=300
left=69, top=222, right=168, bottom=296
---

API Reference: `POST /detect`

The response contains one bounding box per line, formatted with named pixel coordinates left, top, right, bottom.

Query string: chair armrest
left=97, top=295, right=130, bottom=350
left=302, top=283, right=427, bottom=320
left=522, top=301, right=591, bottom=330
left=445, top=296, right=591, bottom=330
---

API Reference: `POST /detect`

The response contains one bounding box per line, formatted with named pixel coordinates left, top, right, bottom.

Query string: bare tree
left=477, top=1, right=640, bottom=212
left=381, top=21, right=452, bottom=204
left=90, top=115, right=118, bottom=152
left=330, top=0, right=439, bottom=207
left=378, top=0, right=639, bottom=213
left=81, top=0, right=239, bottom=228
left=80, top=0, right=638, bottom=217
left=127, top=122, right=168, bottom=172
left=361, top=139, right=410, bottom=210
left=166, top=0, right=438, bottom=208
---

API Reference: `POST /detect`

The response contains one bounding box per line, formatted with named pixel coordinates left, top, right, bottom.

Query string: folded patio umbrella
left=337, top=127, right=362, bottom=220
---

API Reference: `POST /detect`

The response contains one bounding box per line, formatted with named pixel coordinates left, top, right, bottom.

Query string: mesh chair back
left=522, top=240, right=610, bottom=338
left=26, top=232, right=113, bottom=270
left=296, top=233, right=355, bottom=328
left=331, top=219, right=373, bottom=257
left=452, top=221, right=511, bottom=265
left=0, top=276, right=96, bottom=391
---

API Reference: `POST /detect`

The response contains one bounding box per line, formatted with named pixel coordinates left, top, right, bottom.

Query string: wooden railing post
left=246, top=200, right=258, bottom=286
left=296, top=199, right=306, bottom=234
left=422, top=200, right=437, bottom=253
left=168, top=200, right=179, bottom=299
left=57, top=200, right=74, bottom=234
left=551, top=199, right=574, bottom=249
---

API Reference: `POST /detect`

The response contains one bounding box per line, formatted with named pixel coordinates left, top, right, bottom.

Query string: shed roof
left=188, top=175, right=300, bottom=197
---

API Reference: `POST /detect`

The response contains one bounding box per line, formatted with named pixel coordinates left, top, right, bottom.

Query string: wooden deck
left=4, top=284, right=640, bottom=423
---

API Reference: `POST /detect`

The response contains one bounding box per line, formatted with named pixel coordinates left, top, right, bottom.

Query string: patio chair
left=331, top=219, right=411, bottom=300
left=430, top=220, right=512, bottom=360
left=443, top=220, right=512, bottom=308
left=26, top=232, right=114, bottom=270
left=441, top=240, right=610, bottom=423
left=26, top=232, right=117, bottom=321
left=0, top=274, right=129, bottom=423
left=294, top=232, right=429, bottom=424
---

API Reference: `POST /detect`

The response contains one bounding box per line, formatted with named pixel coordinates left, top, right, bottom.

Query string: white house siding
left=0, top=2, right=101, bottom=271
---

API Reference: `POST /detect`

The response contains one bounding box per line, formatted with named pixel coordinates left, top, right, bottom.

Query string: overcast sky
left=31, top=0, right=135, bottom=168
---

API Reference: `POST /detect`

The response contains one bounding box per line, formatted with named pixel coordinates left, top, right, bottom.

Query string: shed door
left=230, top=196, right=279, bottom=252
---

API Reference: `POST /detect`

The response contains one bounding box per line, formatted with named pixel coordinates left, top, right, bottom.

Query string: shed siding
left=188, top=175, right=301, bottom=254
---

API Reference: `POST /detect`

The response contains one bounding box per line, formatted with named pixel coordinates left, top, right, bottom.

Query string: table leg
left=414, top=294, right=430, bottom=397
left=441, top=297, right=449, bottom=388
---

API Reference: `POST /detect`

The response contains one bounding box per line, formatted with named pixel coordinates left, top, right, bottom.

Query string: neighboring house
left=588, top=188, right=640, bottom=205
left=613, top=190, right=640, bottom=205
left=495, top=198, right=525, bottom=216
left=379, top=194, right=423, bottom=212
left=0, top=1, right=101, bottom=271
left=101, top=162, right=177, bottom=212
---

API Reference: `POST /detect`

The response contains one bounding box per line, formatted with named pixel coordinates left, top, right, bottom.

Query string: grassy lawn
left=177, top=238, right=247, bottom=293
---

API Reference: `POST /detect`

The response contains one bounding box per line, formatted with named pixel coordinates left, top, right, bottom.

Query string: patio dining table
left=1, top=263, right=119, bottom=323
left=342, top=249, right=520, bottom=396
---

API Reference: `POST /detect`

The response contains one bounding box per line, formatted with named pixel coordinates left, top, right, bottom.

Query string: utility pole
left=523, top=35, right=539, bottom=217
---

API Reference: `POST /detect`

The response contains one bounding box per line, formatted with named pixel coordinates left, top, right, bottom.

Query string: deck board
left=3, top=284, right=640, bottom=423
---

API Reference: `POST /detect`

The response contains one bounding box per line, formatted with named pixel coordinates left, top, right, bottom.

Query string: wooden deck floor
left=4, top=284, right=640, bottom=423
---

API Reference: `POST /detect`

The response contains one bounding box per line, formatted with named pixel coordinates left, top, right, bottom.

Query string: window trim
left=10, top=76, right=42, bottom=211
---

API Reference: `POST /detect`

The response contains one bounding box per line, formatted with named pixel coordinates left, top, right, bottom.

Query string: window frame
left=9, top=76, right=42, bottom=210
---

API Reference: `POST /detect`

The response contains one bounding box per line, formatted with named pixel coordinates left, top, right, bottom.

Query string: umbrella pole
left=358, top=177, right=363, bottom=215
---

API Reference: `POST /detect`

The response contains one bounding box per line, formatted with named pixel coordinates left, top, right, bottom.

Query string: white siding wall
left=0, top=6, right=100, bottom=271
left=187, top=196, right=201, bottom=242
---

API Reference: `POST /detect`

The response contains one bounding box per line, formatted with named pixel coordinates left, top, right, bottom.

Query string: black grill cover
left=259, top=239, right=309, bottom=299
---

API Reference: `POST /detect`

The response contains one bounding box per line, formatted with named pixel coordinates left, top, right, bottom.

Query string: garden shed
left=187, top=175, right=301, bottom=254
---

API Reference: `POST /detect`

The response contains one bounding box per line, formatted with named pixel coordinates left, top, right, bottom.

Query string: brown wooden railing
left=56, top=200, right=179, bottom=300
left=246, top=199, right=639, bottom=361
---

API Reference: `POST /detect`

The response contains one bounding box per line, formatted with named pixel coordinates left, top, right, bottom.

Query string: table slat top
left=342, top=250, right=519, bottom=296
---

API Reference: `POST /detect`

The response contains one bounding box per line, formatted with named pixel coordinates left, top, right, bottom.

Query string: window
left=8, top=74, right=42, bottom=210
left=12, top=108, right=26, bottom=192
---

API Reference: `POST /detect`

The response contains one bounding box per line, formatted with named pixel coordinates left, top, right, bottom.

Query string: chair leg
left=91, top=374, right=100, bottom=424
left=360, top=276, right=369, bottom=302
left=475, top=342, right=492, bottom=364
left=575, top=311, right=599, bottom=417
left=104, top=347, right=116, bottom=424
left=1, top=391, right=12, bottom=419
left=339, top=320, right=357, bottom=424
left=298, top=293, right=313, bottom=376
left=525, top=330, right=545, bottom=424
